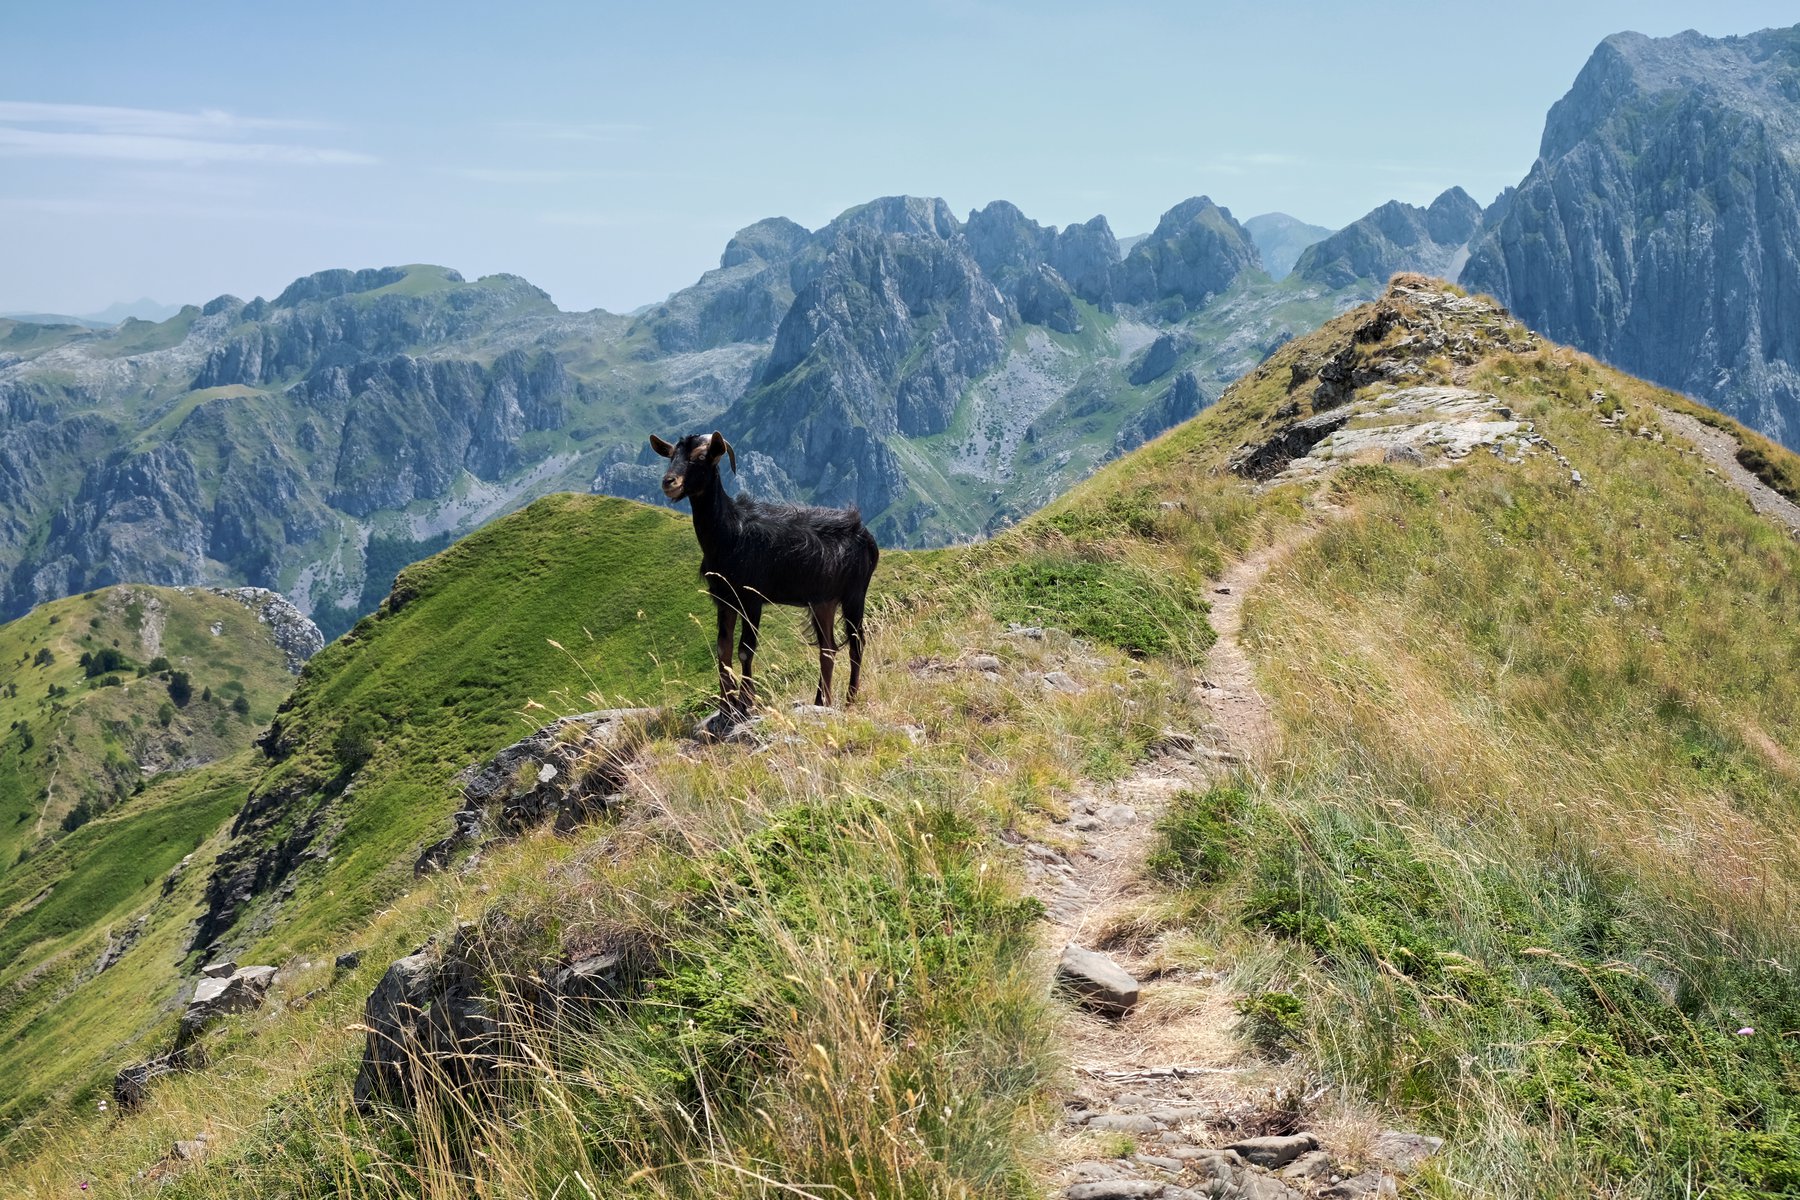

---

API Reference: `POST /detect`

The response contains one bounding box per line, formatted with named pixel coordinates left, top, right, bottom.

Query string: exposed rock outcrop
left=414, top=708, right=651, bottom=874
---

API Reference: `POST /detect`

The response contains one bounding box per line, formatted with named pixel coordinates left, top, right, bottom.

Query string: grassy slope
left=5, top=283, right=1800, bottom=1197
left=0, top=757, right=261, bottom=1132
left=204, top=493, right=731, bottom=958
left=0, top=586, right=299, bottom=876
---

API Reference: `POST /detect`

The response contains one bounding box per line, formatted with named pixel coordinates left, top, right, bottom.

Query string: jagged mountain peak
left=718, top=216, right=812, bottom=268
left=1116, top=196, right=1261, bottom=311
left=1543, top=24, right=1800, bottom=160
left=823, top=194, right=961, bottom=240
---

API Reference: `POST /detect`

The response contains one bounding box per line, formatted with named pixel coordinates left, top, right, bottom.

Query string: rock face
left=352, top=925, right=636, bottom=1109
left=1295, top=188, right=1483, bottom=288
left=1462, top=26, right=1800, bottom=445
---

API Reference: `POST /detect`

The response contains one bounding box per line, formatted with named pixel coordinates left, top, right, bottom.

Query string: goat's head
left=649, top=431, right=736, bottom=502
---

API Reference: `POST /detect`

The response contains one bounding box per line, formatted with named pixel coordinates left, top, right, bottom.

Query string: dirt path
left=1660, top=409, right=1800, bottom=534
left=1017, top=522, right=1406, bottom=1200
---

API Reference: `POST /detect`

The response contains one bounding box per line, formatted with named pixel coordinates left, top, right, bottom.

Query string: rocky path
left=1659, top=409, right=1800, bottom=536
left=1022, top=524, right=1439, bottom=1200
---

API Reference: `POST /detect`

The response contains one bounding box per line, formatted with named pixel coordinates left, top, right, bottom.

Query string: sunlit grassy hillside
left=5, top=279, right=1799, bottom=1198
left=0, top=585, right=298, bottom=876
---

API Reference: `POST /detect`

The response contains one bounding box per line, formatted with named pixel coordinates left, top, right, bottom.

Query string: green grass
left=220, top=493, right=732, bottom=958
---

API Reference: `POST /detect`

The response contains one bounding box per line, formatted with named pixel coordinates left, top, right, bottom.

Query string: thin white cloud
left=0, top=100, right=372, bottom=166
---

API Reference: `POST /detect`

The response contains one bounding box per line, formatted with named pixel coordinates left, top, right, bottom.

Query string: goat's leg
left=810, top=600, right=839, bottom=706
left=737, top=599, right=764, bottom=712
left=843, top=589, right=867, bottom=704
left=714, top=601, right=740, bottom=715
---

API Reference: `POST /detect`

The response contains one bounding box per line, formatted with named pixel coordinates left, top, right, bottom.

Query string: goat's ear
left=649, top=434, right=674, bottom=459
left=709, top=431, right=737, bottom=473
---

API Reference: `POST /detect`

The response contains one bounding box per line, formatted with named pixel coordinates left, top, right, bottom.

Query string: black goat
left=650, top=431, right=880, bottom=712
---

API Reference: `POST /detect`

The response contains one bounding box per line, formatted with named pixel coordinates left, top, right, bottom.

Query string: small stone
left=1009, top=624, right=1046, bottom=640
left=1057, top=945, right=1141, bottom=1016
left=1086, top=1112, right=1160, bottom=1134
left=969, top=654, right=1002, bottom=672
left=200, top=961, right=238, bottom=979
left=1146, top=1106, right=1207, bottom=1125
left=1043, top=670, right=1081, bottom=692
left=1152, top=729, right=1197, bottom=755
left=1071, top=815, right=1104, bottom=832
left=1066, top=1160, right=1128, bottom=1182
left=981, top=670, right=1002, bottom=683
left=170, top=1136, right=210, bottom=1161
left=335, top=950, right=363, bottom=972
left=1065, top=1182, right=1164, bottom=1200
left=1280, top=1150, right=1335, bottom=1182
left=1225, top=1132, right=1318, bottom=1169
left=1097, top=804, right=1138, bottom=827
left=1384, top=444, right=1426, bottom=466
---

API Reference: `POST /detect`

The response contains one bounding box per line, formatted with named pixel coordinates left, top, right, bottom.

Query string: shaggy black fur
left=650, top=431, right=880, bottom=710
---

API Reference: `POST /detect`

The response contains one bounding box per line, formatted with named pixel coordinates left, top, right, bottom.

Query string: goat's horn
left=711, top=431, right=737, bottom=473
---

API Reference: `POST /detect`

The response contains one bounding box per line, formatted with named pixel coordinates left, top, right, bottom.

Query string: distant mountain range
left=1, top=299, right=181, bottom=328
left=0, top=202, right=1381, bottom=638
left=1, top=22, right=1795, bottom=640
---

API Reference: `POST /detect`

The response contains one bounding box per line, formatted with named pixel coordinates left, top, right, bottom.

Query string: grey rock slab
left=1240, top=1174, right=1307, bottom=1200
left=1066, top=1160, right=1130, bottom=1182
left=1065, top=1183, right=1166, bottom=1200
left=1043, top=670, right=1082, bottom=692
left=1224, top=1133, right=1318, bottom=1169
left=1087, top=1112, right=1161, bottom=1134
left=179, top=964, right=277, bottom=1041
left=1098, top=804, right=1139, bottom=826
left=969, top=654, right=1002, bottom=672
left=1133, top=1153, right=1185, bottom=1172
left=1372, top=1129, right=1444, bottom=1172
left=1320, top=1171, right=1391, bottom=1199
left=199, top=960, right=237, bottom=979
left=1057, top=944, right=1142, bottom=1016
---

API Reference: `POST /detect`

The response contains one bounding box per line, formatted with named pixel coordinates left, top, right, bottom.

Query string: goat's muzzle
left=662, top=475, right=684, bottom=501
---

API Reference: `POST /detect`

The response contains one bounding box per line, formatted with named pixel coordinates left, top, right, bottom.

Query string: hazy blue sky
left=4, top=1, right=1794, bottom=315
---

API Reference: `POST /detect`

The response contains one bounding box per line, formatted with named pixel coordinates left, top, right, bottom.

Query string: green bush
left=1146, top=786, right=1251, bottom=887
left=1235, top=991, right=1303, bottom=1055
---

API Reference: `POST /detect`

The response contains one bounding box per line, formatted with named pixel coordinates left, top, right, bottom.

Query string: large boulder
left=176, top=964, right=277, bottom=1045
